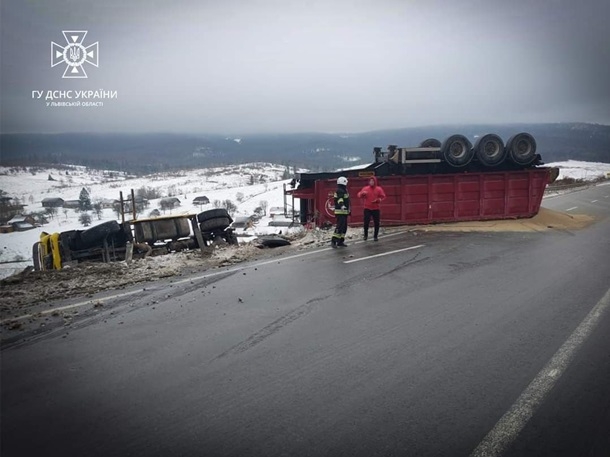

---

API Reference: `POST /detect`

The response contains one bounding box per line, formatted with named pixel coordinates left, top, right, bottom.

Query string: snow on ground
left=0, top=163, right=302, bottom=278
left=546, top=160, right=610, bottom=181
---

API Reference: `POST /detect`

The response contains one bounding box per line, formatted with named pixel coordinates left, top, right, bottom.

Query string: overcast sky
left=1, top=0, right=609, bottom=134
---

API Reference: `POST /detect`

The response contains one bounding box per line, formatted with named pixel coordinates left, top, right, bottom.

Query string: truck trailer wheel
left=197, top=208, right=232, bottom=224
left=506, top=132, right=536, bottom=166
left=200, top=217, right=232, bottom=232
left=474, top=134, right=506, bottom=166
left=419, top=138, right=442, bottom=148
left=441, top=134, right=474, bottom=167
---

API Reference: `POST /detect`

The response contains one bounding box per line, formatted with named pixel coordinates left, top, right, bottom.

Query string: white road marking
left=566, top=206, right=578, bottom=211
left=343, top=244, right=425, bottom=264
left=254, top=249, right=331, bottom=266
left=591, top=200, right=598, bottom=203
left=470, top=286, right=610, bottom=457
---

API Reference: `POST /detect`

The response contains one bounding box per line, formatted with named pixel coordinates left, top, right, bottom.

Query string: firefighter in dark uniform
left=331, top=176, right=350, bottom=248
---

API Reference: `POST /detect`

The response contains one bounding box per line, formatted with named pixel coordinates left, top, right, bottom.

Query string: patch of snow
left=546, top=160, right=610, bottom=181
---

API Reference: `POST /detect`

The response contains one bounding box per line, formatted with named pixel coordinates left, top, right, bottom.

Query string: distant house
left=192, top=196, right=210, bottom=205
left=62, top=200, right=81, bottom=209
left=7, top=216, right=37, bottom=231
left=42, top=197, right=64, bottom=208
left=100, top=198, right=119, bottom=209
left=8, top=215, right=37, bottom=226
left=159, top=197, right=181, bottom=209
left=12, top=221, right=36, bottom=231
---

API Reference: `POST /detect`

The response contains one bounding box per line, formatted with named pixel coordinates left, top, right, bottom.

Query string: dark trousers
left=363, top=209, right=380, bottom=238
left=332, top=215, right=348, bottom=243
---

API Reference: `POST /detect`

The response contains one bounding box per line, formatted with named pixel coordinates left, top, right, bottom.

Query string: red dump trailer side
left=292, top=168, right=551, bottom=228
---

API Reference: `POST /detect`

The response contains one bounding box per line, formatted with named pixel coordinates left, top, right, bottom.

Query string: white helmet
left=337, top=176, right=348, bottom=186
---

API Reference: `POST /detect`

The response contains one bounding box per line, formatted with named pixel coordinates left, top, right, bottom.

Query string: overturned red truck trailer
left=287, top=133, right=557, bottom=228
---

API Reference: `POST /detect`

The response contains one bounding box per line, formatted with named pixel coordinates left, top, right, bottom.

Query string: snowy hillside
left=0, top=163, right=302, bottom=278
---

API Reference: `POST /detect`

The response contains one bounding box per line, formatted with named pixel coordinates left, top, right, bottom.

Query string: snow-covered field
left=0, top=163, right=303, bottom=278
left=546, top=160, right=610, bottom=181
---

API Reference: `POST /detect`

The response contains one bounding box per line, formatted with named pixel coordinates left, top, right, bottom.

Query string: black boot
left=331, top=238, right=338, bottom=248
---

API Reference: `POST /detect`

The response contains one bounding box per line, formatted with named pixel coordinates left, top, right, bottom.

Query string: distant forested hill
left=1, top=123, right=608, bottom=173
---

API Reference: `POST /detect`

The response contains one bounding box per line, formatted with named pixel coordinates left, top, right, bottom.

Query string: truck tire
left=32, top=242, right=42, bottom=271
left=200, top=217, right=232, bottom=232
left=80, top=221, right=121, bottom=248
left=197, top=208, right=232, bottom=223
left=441, top=134, right=474, bottom=167
left=256, top=235, right=291, bottom=248
left=474, top=134, right=506, bottom=166
left=506, top=132, right=536, bottom=166
left=419, top=138, right=442, bottom=148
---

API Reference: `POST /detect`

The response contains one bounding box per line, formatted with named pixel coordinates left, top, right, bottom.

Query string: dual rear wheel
left=420, top=132, right=536, bottom=168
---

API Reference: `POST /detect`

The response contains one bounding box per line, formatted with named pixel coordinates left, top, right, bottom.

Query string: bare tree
left=222, top=199, right=237, bottom=216
left=167, top=185, right=178, bottom=197
left=45, top=206, right=58, bottom=220
left=259, top=200, right=268, bottom=216
left=93, top=202, right=103, bottom=220
left=136, top=186, right=162, bottom=200
left=160, top=200, right=172, bottom=214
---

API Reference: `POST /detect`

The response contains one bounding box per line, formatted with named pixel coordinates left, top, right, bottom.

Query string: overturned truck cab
left=32, top=208, right=239, bottom=271
left=287, top=132, right=558, bottom=228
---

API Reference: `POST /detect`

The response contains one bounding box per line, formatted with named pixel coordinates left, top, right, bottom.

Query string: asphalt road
left=2, top=183, right=610, bottom=457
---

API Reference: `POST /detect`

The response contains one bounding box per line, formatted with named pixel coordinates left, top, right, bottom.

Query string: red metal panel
left=306, top=168, right=550, bottom=227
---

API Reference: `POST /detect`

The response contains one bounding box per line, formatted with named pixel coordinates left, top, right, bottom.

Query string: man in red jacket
left=357, top=176, right=386, bottom=241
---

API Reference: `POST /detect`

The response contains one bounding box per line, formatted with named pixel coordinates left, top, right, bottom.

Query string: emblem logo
left=51, top=31, right=99, bottom=78
left=325, top=196, right=336, bottom=218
